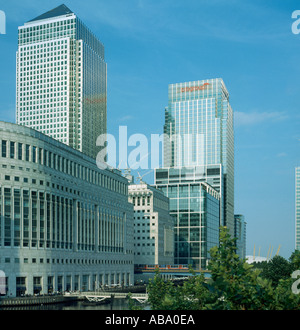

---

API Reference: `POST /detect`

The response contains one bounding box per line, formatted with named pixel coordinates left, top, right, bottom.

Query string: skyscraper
left=163, top=78, right=234, bottom=233
left=296, top=167, right=300, bottom=251
left=155, top=78, right=234, bottom=268
left=16, top=4, right=107, bottom=159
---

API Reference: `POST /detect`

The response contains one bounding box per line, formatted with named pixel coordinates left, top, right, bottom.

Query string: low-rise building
left=128, top=182, right=174, bottom=267
left=155, top=166, right=221, bottom=269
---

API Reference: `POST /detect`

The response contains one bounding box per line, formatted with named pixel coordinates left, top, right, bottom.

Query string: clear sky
left=0, top=0, right=299, bottom=259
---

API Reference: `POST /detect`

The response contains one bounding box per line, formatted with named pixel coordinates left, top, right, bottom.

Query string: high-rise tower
left=155, top=78, right=234, bottom=268
left=163, top=78, right=234, bottom=232
left=16, top=4, right=107, bottom=159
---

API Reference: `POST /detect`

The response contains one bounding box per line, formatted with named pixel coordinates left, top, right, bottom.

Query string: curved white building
left=0, top=121, right=134, bottom=297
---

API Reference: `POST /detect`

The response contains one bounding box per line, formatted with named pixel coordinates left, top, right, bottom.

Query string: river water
left=0, top=298, right=148, bottom=310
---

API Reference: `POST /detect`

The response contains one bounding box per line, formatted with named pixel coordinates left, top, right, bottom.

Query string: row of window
left=1, top=164, right=87, bottom=198
left=0, top=187, right=129, bottom=253
left=19, top=31, right=75, bottom=46
left=20, top=18, right=75, bottom=32
left=0, top=257, right=132, bottom=265
left=0, top=139, right=127, bottom=194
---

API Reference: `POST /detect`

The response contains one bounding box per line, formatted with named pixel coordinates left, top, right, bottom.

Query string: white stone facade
left=0, top=121, right=134, bottom=297
left=128, top=182, right=174, bottom=266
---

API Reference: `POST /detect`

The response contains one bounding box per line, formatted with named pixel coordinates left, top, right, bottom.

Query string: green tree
left=143, top=227, right=300, bottom=310
left=147, top=270, right=176, bottom=310
left=260, top=255, right=293, bottom=287
left=273, top=278, right=300, bottom=310
left=146, top=269, right=217, bottom=310
left=207, top=227, right=275, bottom=310
left=289, top=250, right=300, bottom=271
left=179, top=271, right=218, bottom=310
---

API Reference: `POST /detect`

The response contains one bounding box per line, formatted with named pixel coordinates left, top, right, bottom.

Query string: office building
left=296, top=167, right=300, bottom=251
left=128, top=182, right=174, bottom=266
left=0, top=121, right=134, bottom=297
left=163, top=78, right=234, bottom=233
left=16, top=4, right=107, bottom=159
left=155, top=78, right=234, bottom=268
left=234, top=214, right=246, bottom=259
left=155, top=166, right=220, bottom=269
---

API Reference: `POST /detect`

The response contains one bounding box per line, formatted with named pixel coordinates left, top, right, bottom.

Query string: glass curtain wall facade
left=155, top=166, right=220, bottom=269
left=163, top=78, right=234, bottom=235
left=16, top=5, right=107, bottom=159
left=296, top=167, right=300, bottom=251
left=234, top=214, right=246, bottom=259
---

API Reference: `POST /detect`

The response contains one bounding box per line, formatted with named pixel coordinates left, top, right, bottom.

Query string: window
left=10, top=141, right=15, bottom=159
left=2, top=140, right=7, bottom=157
left=25, top=145, right=30, bottom=161
left=32, top=146, right=36, bottom=163
left=18, top=143, right=23, bottom=160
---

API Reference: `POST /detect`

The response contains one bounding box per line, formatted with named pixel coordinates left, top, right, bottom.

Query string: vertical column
left=99, top=208, right=102, bottom=251
left=27, top=274, right=33, bottom=296
left=73, top=199, right=78, bottom=252
left=42, top=276, right=47, bottom=295
left=95, top=205, right=99, bottom=251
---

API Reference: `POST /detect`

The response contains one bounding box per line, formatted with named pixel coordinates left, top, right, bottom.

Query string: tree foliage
left=260, top=255, right=293, bottom=287
left=142, top=227, right=300, bottom=310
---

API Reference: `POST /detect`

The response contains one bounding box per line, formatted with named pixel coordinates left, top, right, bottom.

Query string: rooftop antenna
left=137, top=169, right=153, bottom=184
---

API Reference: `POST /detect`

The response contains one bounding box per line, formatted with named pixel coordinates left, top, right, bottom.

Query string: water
left=0, top=298, right=148, bottom=310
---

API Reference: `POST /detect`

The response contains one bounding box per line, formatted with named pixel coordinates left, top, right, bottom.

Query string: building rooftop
left=27, top=4, right=73, bottom=23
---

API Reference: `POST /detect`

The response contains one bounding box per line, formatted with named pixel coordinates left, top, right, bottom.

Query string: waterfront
left=0, top=298, right=136, bottom=310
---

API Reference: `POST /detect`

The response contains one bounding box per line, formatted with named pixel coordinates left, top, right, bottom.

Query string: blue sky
left=0, top=0, right=300, bottom=259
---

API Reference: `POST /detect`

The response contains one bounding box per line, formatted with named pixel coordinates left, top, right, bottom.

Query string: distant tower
left=16, top=4, right=107, bottom=159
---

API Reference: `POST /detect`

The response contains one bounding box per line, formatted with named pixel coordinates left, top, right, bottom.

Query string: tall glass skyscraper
left=296, top=167, right=300, bottom=251
left=16, top=4, right=107, bottom=159
left=163, top=78, right=234, bottom=233
left=155, top=78, right=234, bottom=268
